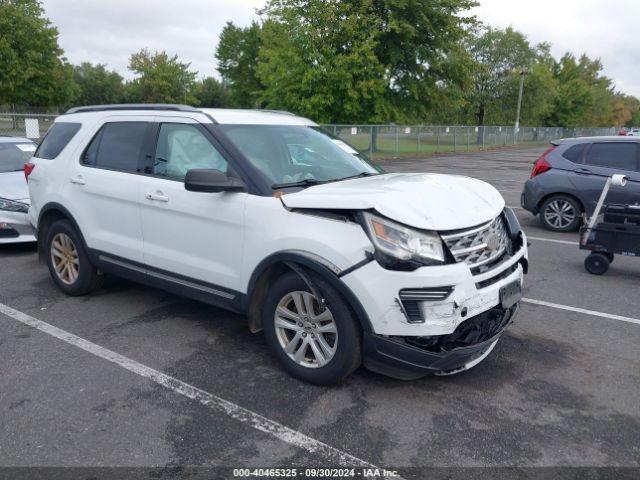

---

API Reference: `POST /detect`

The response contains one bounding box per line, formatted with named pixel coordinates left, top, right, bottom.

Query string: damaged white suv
left=27, top=105, right=528, bottom=384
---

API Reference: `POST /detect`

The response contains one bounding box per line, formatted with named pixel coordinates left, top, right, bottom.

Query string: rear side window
left=585, top=142, right=638, bottom=171
left=82, top=122, right=148, bottom=173
left=562, top=144, right=585, bottom=163
left=34, top=123, right=81, bottom=159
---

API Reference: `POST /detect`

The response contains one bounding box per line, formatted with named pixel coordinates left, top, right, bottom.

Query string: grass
left=339, top=133, right=541, bottom=159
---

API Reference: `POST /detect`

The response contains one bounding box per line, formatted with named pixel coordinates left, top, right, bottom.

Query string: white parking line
left=0, top=302, right=379, bottom=469
left=522, top=298, right=640, bottom=326
left=527, top=236, right=577, bottom=246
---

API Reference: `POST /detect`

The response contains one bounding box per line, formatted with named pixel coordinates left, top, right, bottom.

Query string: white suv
left=26, top=105, right=528, bottom=384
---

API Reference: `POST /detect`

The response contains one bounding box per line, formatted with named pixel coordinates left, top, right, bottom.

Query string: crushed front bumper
left=363, top=305, right=518, bottom=380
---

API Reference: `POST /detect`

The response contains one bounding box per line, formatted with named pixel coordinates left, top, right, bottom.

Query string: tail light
left=24, top=162, right=35, bottom=182
left=530, top=145, right=556, bottom=178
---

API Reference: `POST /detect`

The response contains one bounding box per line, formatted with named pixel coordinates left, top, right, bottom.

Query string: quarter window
left=561, top=144, right=585, bottom=163
left=82, top=122, right=148, bottom=173
left=585, top=143, right=638, bottom=171
left=35, top=123, right=81, bottom=160
left=153, top=123, right=228, bottom=181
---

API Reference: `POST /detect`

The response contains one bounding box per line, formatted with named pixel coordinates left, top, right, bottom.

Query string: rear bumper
left=363, top=305, right=518, bottom=379
left=521, top=180, right=540, bottom=214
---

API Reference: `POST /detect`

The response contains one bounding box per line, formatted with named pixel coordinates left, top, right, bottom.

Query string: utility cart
left=580, top=174, right=640, bottom=275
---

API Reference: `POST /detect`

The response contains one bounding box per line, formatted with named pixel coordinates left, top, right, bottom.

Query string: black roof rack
left=258, top=109, right=296, bottom=116
left=65, top=104, right=200, bottom=114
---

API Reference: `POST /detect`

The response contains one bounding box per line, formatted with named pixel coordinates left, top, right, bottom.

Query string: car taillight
left=24, top=162, right=35, bottom=182
left=530, top=146, right=556, bottom=178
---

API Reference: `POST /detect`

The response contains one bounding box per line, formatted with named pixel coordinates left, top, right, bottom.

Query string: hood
left=281, top=173, right=504, bottom=230
left=0, top=171, right=30, bottom=203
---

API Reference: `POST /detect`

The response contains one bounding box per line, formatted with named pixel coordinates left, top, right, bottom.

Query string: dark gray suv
left=521, top=136, right=640, bottom=231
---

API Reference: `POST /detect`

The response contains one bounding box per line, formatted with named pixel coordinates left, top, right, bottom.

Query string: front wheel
left=262, top=271, right=361, bottom=385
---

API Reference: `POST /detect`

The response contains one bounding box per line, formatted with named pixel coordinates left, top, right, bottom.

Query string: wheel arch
left=36, top=203, right=87, bottom=263
left=244, top=251, right=374, bottom=335
left=537, top=192, right=585, bottom=214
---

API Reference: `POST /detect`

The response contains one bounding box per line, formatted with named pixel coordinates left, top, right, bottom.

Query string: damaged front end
left=362, top=305, right=518, bottom=380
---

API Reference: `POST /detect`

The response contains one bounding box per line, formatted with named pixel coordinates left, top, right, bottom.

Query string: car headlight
left=0, top=198, right=29, bottom=213
left=361, top=212, right=445, bottom=269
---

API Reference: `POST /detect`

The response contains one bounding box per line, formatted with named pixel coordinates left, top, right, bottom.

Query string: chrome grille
left=441, top=216, right=510, bottom=269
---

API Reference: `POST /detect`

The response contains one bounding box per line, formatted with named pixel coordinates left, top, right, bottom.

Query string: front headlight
left=361, top=212, right=445, bottom=269
left=0, top=198, right=29, bottom=213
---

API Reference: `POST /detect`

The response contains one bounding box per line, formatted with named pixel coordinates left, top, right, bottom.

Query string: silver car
left=0, top=136, right=37, bottom=243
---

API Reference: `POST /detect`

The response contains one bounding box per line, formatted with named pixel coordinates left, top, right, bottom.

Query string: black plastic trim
left=363, top=305, right=518, bottom=379
left=246, top=251, right=374, bottom=333
left=0, top=227, right=19, bottom=238
left=337, top=253, right=374, bottom=278
left=89, top=250, right=246, bottom=313
left=204, top=124, right=273, bottom=196
left=66, top=104, right=199, bottom=114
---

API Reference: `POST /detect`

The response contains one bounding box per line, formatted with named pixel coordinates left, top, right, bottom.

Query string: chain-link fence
left=0, top=113, right=57, bottom=141
left=0, top=112, right=617, bottom=158
left=324, top=125, right=616, bottom=158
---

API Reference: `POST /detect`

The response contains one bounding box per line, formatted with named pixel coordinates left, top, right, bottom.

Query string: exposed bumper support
left=363, top=305, right=518, bottom=380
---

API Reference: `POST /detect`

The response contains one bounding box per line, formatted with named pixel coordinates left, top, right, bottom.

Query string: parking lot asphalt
left=1, top=146, right=639, bottom=473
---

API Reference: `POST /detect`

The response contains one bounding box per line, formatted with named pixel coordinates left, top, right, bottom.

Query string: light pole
left=514, top=68, right=527, bottom=143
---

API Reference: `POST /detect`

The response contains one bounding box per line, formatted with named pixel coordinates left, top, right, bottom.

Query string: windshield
left=220, top=125, right=379, bottom=187
left=0, top=142, right=36, bottom=173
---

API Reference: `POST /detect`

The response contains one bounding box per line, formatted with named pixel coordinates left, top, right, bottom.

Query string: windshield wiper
left=331, top=171, right=377, bottom=182
left=272, top=178, right=326, bottom=189
left=271, top=172, right=377, bottom=190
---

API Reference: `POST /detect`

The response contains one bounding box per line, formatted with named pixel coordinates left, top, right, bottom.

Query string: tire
left=584, top=252, right=610, bottom=275
left=604, top=252, right=614, bottom=263
left=539, top=195, right=582, bottom=232
left=262, top=271, right=361, bottom=385
left=45, top=219, right=103, bottom=295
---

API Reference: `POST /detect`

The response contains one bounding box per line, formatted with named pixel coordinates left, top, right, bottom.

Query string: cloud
left=470, top=0, right=640, bottom=97
left=42, top=0, right=264, bottom=79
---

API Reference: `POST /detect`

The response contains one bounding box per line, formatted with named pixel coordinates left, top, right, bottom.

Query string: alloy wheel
left=544, top=199, right=576, bottom=229
left=274, top=291, right=337, bottom=368
left=50, top=232, right=80, bottom=285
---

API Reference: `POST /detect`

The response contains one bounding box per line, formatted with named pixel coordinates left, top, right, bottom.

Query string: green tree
left=126, top=49, right=197, bottom=104
left=257, top=3, right=388, bottom=124
left=70, top=62, right=124, bottom=107
left=367, top=0, right=477, bottom=122
left=464, top=27, right=546, bottom=127
left=254, top=0, right=475, bottom=124
left=194, top=77, right=233, bottom=107
left=0, top=0, right=75, bottom=108
left=216, top=21, right=263, bottom=108
left=546, top=54, right=614, bottom=127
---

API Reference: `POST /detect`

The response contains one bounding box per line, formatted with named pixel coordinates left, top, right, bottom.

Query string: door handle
left=70, top=175, right=86, bottom=185
left=145, top=191, right=169, bottom=202
left=575, top=168, right=592, bottom=174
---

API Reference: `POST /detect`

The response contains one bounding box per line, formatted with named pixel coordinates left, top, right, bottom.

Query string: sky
left=41, top=0, right=640, bottom=98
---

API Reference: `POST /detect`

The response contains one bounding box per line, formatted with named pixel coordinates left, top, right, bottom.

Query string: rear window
left=0, top=142, right=37, bottom=172
left=34, top=122, right=81, bottom=159
left=585, top=142, right=638, bottom=171
left=82, top=122, right=148, bottom=173
left=561, top=144, right=585, bottom=163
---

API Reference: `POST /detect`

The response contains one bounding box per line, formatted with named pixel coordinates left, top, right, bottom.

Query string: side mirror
left=184, top=169, right=246, bottom=193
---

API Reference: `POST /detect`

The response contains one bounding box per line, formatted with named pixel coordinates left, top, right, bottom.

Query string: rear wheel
left=262, top=271, right=361, bottom=385
left=584, top=252, right=610, bottom=275
left=45, top=220, right=103, bottom=295
left=540, top=195, right=582, bottom=232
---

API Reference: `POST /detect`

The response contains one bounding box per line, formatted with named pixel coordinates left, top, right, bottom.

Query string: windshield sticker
left=16, top=144, right=36, bottom=152
left=331, top=139, right=359, bottom=155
